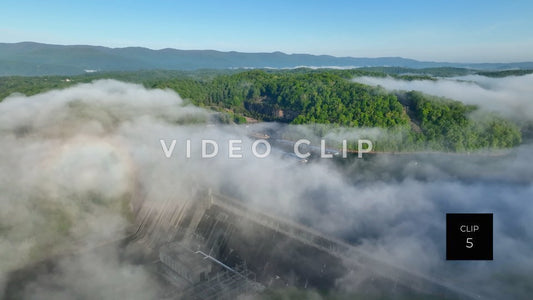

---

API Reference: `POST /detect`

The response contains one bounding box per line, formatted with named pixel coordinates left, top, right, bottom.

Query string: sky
left=1, top=0, right=533, bottom=62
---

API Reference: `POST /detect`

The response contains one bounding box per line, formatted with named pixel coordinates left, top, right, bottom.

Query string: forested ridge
left=0, top=69, right=523, bottom=151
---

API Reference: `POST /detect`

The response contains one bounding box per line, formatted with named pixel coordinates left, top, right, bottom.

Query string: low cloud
left=353, top=74, right=533, bottom=121
left=0, top=80, right=532, bottom=299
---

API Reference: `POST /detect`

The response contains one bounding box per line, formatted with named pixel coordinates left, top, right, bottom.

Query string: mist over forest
left=0, top=71, right=532, bottom=299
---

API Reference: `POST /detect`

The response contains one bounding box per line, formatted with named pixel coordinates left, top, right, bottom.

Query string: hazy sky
left=1, top=0, right=533, bottom=62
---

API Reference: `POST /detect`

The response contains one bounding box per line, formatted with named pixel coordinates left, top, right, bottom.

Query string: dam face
left=4, top=187, right=475, bottom=299
left=129, top=188, right=474, bottom=299
left=193, top=203, right=348, bottom=289
left=130, top=188, right=349, bottom=296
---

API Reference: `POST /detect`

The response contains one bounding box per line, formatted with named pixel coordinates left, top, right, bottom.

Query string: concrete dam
left=3, top=185, right=480, bottom=299
left=126, top=187, right=478, bottom=300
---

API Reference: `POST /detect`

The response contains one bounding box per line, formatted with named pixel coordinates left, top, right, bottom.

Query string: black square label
left=446, top=213, right=493, bottom=260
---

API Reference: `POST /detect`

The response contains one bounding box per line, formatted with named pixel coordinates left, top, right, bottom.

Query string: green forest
left=0, top=68, right=524, bottom=151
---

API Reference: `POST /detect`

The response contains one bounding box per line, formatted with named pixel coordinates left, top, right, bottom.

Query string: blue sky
left=1, top=0, right=532, bottom=62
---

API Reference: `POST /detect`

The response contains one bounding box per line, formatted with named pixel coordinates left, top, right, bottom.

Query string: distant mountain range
left=1, top=42, right=532, bottom=76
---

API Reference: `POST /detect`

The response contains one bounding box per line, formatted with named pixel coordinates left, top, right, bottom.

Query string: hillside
left=0, top=69, right=522, bottom=151
left=2, top=42, right=533, bottom=76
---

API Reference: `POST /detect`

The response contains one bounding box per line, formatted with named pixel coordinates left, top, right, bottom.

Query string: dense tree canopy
left=0, top=69, right=523, bottom=151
